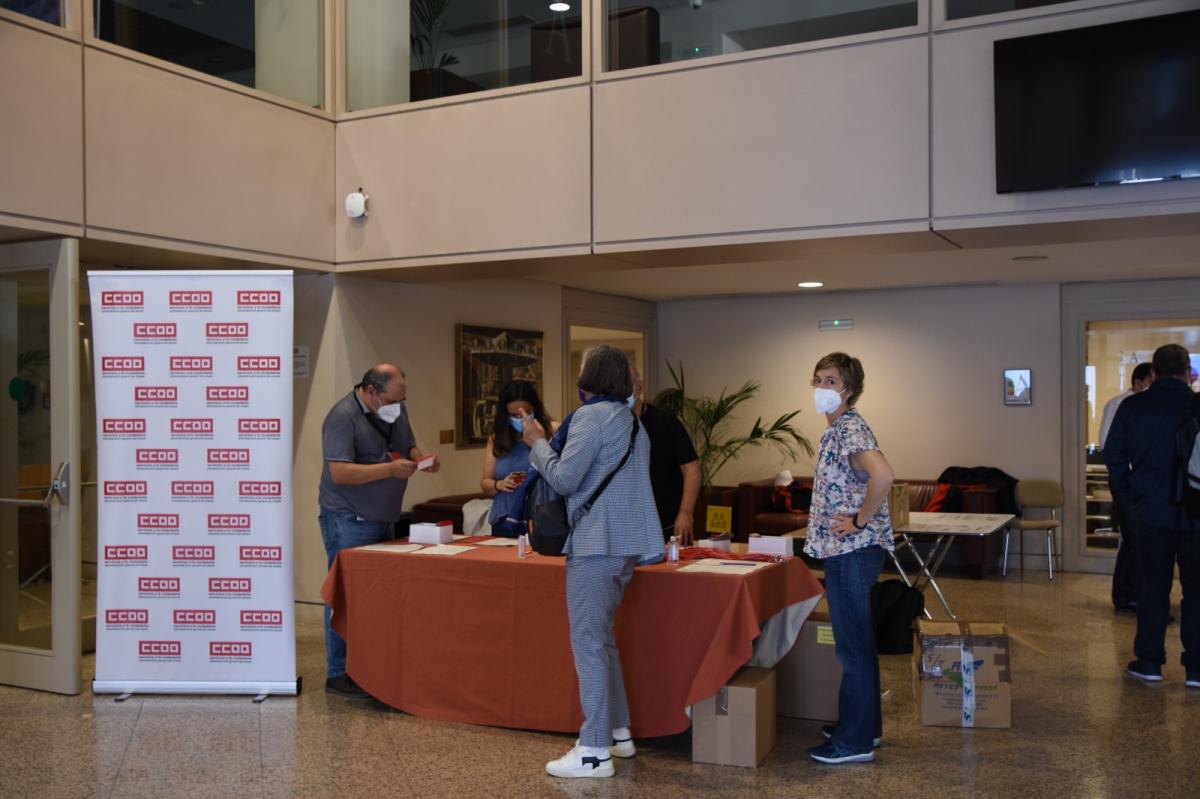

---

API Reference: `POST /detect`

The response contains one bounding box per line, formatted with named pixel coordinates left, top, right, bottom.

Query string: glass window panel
left=946, top=0, right=1083, bottom=21
left=1, top=0, right=61, bottom=26
left=346, top=0, right=585, bottom=112
left=604, top=0, right=918, bottom=72
left=93, top=0, right=324, bottom=108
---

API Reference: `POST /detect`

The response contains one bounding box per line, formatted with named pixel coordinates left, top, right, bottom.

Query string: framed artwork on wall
left=455, top=324, right=545, bottom=449
left=1004, top=368, right=1032, bottom=406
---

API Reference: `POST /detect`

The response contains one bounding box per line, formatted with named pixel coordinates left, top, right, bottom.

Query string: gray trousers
left=566, top=554, right=640, bottom=747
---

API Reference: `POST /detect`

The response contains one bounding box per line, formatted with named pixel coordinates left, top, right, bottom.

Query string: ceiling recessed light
left=549, top=2, right=570, bottom=10
left=797, top=281, right=824, bottom=288
left=1011, top=255, right=1048, bottom=262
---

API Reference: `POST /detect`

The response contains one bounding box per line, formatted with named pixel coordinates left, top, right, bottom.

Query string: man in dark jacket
left=1105, top=344, right=1199, bottom=687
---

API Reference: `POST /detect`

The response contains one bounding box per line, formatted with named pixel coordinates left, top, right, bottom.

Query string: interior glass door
left=0, top=239, right=81, bottom=694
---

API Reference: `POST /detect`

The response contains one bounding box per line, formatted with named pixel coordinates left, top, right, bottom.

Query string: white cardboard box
left=747, top=534, right=792, bottom=556
left=409, top=522, right=454, bottom=545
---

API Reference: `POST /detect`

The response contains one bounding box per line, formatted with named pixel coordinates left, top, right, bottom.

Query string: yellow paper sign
left=705, top=505, right=733, bottom=535
left=816, top=625, right=836, bottom=645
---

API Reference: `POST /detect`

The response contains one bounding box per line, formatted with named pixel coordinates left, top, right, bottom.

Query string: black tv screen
left=993, top=10, right=1200, bottom=194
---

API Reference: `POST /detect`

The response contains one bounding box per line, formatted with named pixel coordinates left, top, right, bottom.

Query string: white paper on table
left=356, top=543, right=423, bottom=553
left=412, top=544, right=475, bottom=556
left=676, top=560, right=772, bottom=575
left=475, top=537, right=520, bottom=547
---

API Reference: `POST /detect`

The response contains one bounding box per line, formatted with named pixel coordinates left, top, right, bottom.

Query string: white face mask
left=813, top=387, right=845, bottom=415
left=377, top=403, right=403, bottom=424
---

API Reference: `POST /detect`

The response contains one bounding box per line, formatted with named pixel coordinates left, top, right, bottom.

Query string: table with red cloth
left=320, top=539, right=824, bottom=737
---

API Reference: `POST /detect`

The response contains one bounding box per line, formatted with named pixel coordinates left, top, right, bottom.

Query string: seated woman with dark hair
left=480, top=380, right=555, bottom=535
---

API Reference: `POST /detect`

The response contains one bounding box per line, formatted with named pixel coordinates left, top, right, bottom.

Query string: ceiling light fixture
left=797, top=281, right=824, bottom=288
left=549, top=2, right=570, bottom=11
left=1011, top=255, right=1048, bottom=262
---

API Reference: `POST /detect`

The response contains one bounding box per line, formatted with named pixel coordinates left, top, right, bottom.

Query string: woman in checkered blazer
left=522, top=345, right=664, bottom=779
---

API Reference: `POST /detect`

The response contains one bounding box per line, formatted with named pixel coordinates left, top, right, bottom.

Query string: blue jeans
left=319, top=508, right=392, bottom=678
left=823, top=545, right=885, bottom=752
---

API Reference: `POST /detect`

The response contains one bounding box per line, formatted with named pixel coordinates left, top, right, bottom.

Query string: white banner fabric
left=89, top=271, right=297, bottom=695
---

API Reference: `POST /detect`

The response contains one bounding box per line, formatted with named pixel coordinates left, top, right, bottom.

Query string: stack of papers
left=412, top=544, right=474, bottom=556
left=356, top=543, right=423, bottom=554
left=476, top=537, right=519, bottom=547
left=677, top=560, right=771, bottom=575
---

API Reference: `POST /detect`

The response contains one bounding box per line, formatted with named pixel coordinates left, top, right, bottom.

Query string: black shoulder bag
left=529, top=416, right=640, bottom=557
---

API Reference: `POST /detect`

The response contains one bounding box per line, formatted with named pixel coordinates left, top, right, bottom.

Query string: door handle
left=0, top=461, right=69, bottom=508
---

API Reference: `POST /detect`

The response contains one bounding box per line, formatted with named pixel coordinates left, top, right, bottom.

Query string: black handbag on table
left=529, top=416, right=639, bottom=557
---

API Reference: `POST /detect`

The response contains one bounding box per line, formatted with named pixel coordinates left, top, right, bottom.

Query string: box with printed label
left=692, top=667, right=777, bottom=767
left=912, top=620, right=1011, bottom=729
left=409, top=522, right=454, bottom=545
left=889, top=483, right=910, bottom=528
left=776, top=610, right=841, bottom=721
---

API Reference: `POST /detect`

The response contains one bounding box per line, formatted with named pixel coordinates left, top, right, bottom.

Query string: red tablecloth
left=321, top=539, right=824, bottom=737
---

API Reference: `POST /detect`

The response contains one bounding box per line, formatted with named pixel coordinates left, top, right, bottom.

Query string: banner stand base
left=93, top=679, right=300, bottom=697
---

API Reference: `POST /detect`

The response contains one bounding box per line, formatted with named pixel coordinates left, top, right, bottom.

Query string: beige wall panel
left=0, top=21, right=83, bottom=226
left=657, top=283, right=1061, bottom=488
left=336, top=87, right=591, bottom=264
left=291, top=274, right=564, bottom=603
left=932, top=0, right=1200, bottom=227
left=594, top=37, right=929, bottom=245
left=85, top=49, right=334, bottom=263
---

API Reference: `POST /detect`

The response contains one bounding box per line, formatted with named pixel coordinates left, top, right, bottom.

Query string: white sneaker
left=546, top=746, right=614, bottom=779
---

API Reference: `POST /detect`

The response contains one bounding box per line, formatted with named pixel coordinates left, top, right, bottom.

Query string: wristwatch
left=852, top=514, right=867, bottom=530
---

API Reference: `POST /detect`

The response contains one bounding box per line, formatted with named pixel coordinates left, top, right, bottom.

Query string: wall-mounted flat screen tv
left=993, top=10, right=1200, bottom=194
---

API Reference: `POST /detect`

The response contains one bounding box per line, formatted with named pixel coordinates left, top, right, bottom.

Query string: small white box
left=410, top=522, right=454, bottom=545
left=747, top=535, right=791, bottom=557
left=697, top=536, right=733, bottom=552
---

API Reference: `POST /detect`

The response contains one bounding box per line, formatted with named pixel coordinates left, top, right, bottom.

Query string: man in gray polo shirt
left=319, top=363, right=438, bottom=697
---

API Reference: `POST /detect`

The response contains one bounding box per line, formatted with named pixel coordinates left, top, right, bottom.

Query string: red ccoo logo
left=209, top=514, right=251, bottom=533
left=138, top=513, right=180, bottom=531
left=238, top=418, right=281, bottom=435
left=237, top=356, right=280, bottom=373
left=103, top=418, right=147, bottom=435
left=139, top=640, right=181, bottom=656
left=208, top=448, right=250, bottom=464
left=241, top=610, right=283, bottom=626
left=136, top=448, right=179, bottom=465
left=207, top=386, right=248, bottom=402
left=237, top=290, right=281, bottom=307
left=206, top=322, right=249, bottom=338
left=138, top=576, right=181, bottom=593
left=240, top=546, right=282, bottom=563
left=105, top=545, right=148, bottom=561
left=173, top=545, right=215, bottom=561
left=210, top=641, right=252, bottom=657
left=171, top=418, right=214, bottom=434
left=135, top=386, right=178, bottom=403
left=100, top=291, right=144, bottom=309
left=101, top=356, right=144, bottom=373
left=106, top=609, right=149, bottom=625
left=239, top=481, right=281, bottom=498
left=209, top=577, right=251, bottom=594
left=133, top=322, right=176, bottom=339
left=105, top=480, right=148, bottom=497
left=172, top=480, right=214, bottom=497
left=170, top=356, right=213, bottom=372
left=169, top=291, right=212, bottom=308
left=174, top=609, right=216, bottom=625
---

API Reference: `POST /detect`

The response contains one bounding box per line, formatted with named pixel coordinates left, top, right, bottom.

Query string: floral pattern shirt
left=803, top=408, right=894, bottom=559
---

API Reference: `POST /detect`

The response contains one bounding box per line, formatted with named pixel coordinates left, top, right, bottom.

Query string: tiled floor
left=2, top=570, right=1198, bottom=799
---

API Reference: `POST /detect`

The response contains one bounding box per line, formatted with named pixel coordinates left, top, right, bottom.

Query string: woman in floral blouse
left=804, top=352, right=894, bottom=765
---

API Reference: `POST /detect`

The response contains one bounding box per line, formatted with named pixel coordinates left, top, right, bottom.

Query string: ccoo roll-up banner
left=89, top=271, right=298, bottom=696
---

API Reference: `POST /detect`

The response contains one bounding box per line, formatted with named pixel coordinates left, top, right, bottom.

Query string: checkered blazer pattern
left=531, top=401, right=665, bottom=558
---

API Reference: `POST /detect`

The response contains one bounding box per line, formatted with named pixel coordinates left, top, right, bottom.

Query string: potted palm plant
left=410, top=0, right=475, bottom=101
left=653, top=361, right=814, bottom=537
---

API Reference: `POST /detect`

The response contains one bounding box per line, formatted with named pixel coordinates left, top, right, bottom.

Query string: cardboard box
left=409, top=522, right=454, bottom=545
left=696, top=535, right=733, bottom=552
left=747, top=534, right=791, bottom=557
left=889, top=483, right=910, bottom=529
left=776, top=610, right=842, bottom=721
left=692, top=667, right=777, bottom=767
left=913, top=620, right=1011, bottom=729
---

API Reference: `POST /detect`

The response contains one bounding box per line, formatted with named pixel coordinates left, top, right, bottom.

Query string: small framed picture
left=1004, top=369, right=1032, bottom=406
